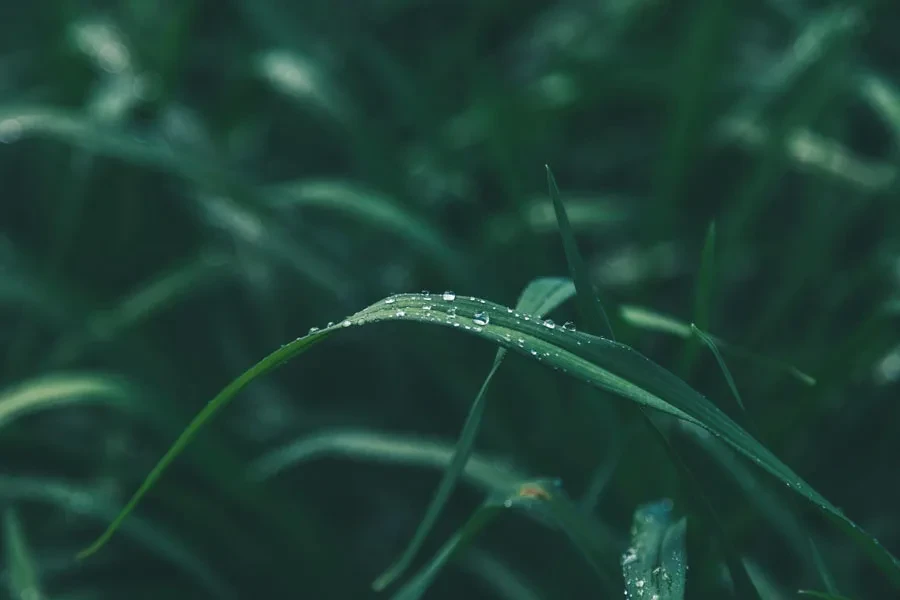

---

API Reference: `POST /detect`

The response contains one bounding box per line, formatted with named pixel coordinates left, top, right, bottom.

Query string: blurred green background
left=1, top=0, right=899, bottom=598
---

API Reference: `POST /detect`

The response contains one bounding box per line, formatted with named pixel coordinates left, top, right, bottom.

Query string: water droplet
left=342, top=320, right=352, bottom=327
left=473, top=312, right=489, bottom=326
left=507, top=307, right=513, bottom=313
left=423, top=305, right=432, bottom=311
left=562, top=321, right=576, bottom=332
left=503, top=499, right=513, bottom=508
left=421, top=289, right=430, bottom=295
left=396, top=310, right=406, bottom=317
left=530, top=349, right=538, bottom=356
left=442, top=291, right=456, bottom=301
left=385, top=297, right=396, bottom=304
left=308, top=326, right=320, bottom=334
left=326, top=321, right=334, bottom=327
left=543, top=319, right=556, bottom=329
left=453, top=322, right=460, bottom=327
left=635, top=580, right=644, bottom=588
left=517, top=338, right=525, bottom=345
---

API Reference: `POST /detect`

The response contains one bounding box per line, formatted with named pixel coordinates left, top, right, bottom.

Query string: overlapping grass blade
left=691, top=323, right=746, bottom=411
left=74, top=293, right=900, bottom=587
left=461, top=548, right=545, bottom=600
left=372, top=277, right=576, bottom=591
left=3, top=508, right=42, bottom=600
left=622, top=500, right=687, bottom=600
left=391, top=478, right=617, bottom=600
left=620, top=304, right=816, bottom=386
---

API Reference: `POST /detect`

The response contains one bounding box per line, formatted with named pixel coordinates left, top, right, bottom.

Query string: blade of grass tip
left=74, top=331, right=332, bottom=560
left=690, top=323, right=746, bottom=411
left=546, top=166, right=615, bottom=340
left=372, top=278, right=576, bottom=591
left=680, top=221, right=717, bottom=375
left=3, top=508, right=42, bottom=600
left=808, top=537, right=840, bottom=596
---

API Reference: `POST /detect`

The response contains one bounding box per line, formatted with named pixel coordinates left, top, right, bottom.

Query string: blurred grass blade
left=797, top=591, right=853, bottom=600
left=251, top=429, right=522, bottom=491
left=809, top=537, right=840, bottom=596
left=1, top=475, right=232, bottom=599
left=0, top=374, right=139, bottom=429
left=694, top=222, right=717, bottom=333
left=621, top=500, right=687, bottom=600
left=546, top=166, right=615, bottom=339
left=621, top=305, right=816, bottom=386
left=691, top=323, right=745, bottom=411
left=373, top=277, right=576, bottom=591
left=76, top=293, right=900, bottom=589
left=3, top=509, right=42, bottom=600
left=461, top=548, right=545, bottom=600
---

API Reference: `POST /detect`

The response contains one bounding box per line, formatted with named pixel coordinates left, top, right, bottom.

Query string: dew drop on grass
left=308, top=326, right=319, bottom=334
left=396, top=310, right=406, bottom=317
left=327, top=321, right=334, bottom=327
left=562, top=321, right=576, bottom=331
left=342, top=320, right=352, bottom=327
left=442, top=291, right=456, bottom=301
left=473, top=312, right=489, bottom=326
left=543, top=319, right=556, bottom=329
left=385, top=297, right=396, bottom=304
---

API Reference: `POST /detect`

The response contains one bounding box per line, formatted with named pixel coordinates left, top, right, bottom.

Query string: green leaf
left=691, top=323, right=746, bottom=411
left=546, top=166, right=615, bottom=339
left=797, top=591, right=854, bottom=600
left=620, top=304, right=816, bottom=386
left=74, top=293, right=900, bottom=589
left=372, top=277, right=576, bottom=591
left=809, top=537, right=840, bottom=596
left=694, top=221, right=717, bottom=333
left=621, top=500, right=687, bottom=600
left=3, top=508, right=42, bottom=600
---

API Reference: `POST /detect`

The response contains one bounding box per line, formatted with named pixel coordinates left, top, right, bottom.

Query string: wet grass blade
left=691, top=323, right=746, bottom=411
left=546, top=166, right=615, bottom=339
left=621, top=500, right=687, bottom=600
left=620, top=305, right=816, bottom=386
left=74, top=293, right=900, bottom=588
left=3, top=508, right=42, bottom=600
left=372, top=277, right=576, bottom=591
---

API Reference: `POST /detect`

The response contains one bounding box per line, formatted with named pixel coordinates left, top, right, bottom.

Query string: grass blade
left=797, top=591, right=854, bottom=600
left=622, top=500, right=687, bottom=600
left=691, top=323, right=746, bottom=411
left=620, top=304, right=816, bottom=386
left=3, top=508, right=42, bottom=600
left=372, top=278, right=576, bottom=591
left=546, top=166, right=615, bottom=339
left=809, top=537, right=840, bottom=596
left=74, top=293, right=900, bottom=589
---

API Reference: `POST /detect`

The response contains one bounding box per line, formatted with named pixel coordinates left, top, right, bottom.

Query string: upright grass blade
left=546, top=166, right=615, bottom=339
left=809, top=537, right=840, bottom=596
left=372, top=277, right=576, bottom=591
left=3, top=508, right=42, bottom=600
left=621, top=500, right=687, bottom=600
left=691, top=323, right=746, bottom=411
left=620, top=304, right=816, bottom=386
left=74, top=293, right=900, bottom=588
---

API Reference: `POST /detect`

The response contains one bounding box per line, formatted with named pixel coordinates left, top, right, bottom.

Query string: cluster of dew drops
left=302, top=291, right=588, bottom=376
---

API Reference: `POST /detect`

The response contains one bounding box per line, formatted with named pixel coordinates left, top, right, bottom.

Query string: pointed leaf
left=691, top=323, right=746, bottom=411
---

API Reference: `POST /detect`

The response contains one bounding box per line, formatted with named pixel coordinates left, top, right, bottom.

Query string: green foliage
left=1, top=1, right=899, bottom=599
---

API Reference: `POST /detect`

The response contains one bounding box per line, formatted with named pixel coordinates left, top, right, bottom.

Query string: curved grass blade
left=622, top=500, right=687, bottom=600
left=691, top=323, right=746, bottom=411
left=546, top=166, right=615, bottom=339
left=461, top=548, right=545, bottom=600
left=3, top=508, right=42, bottom=600
left=250, top=429, right=523, bottom=490
left=620, top=304, right=816, bottom=386
left=75, top=293, right=900, bottom=588
left=372, top=278, right=576, bottom=591
left=0, top=373, right=140, bottom=429
left=266, top=179, right=467, bottom=277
